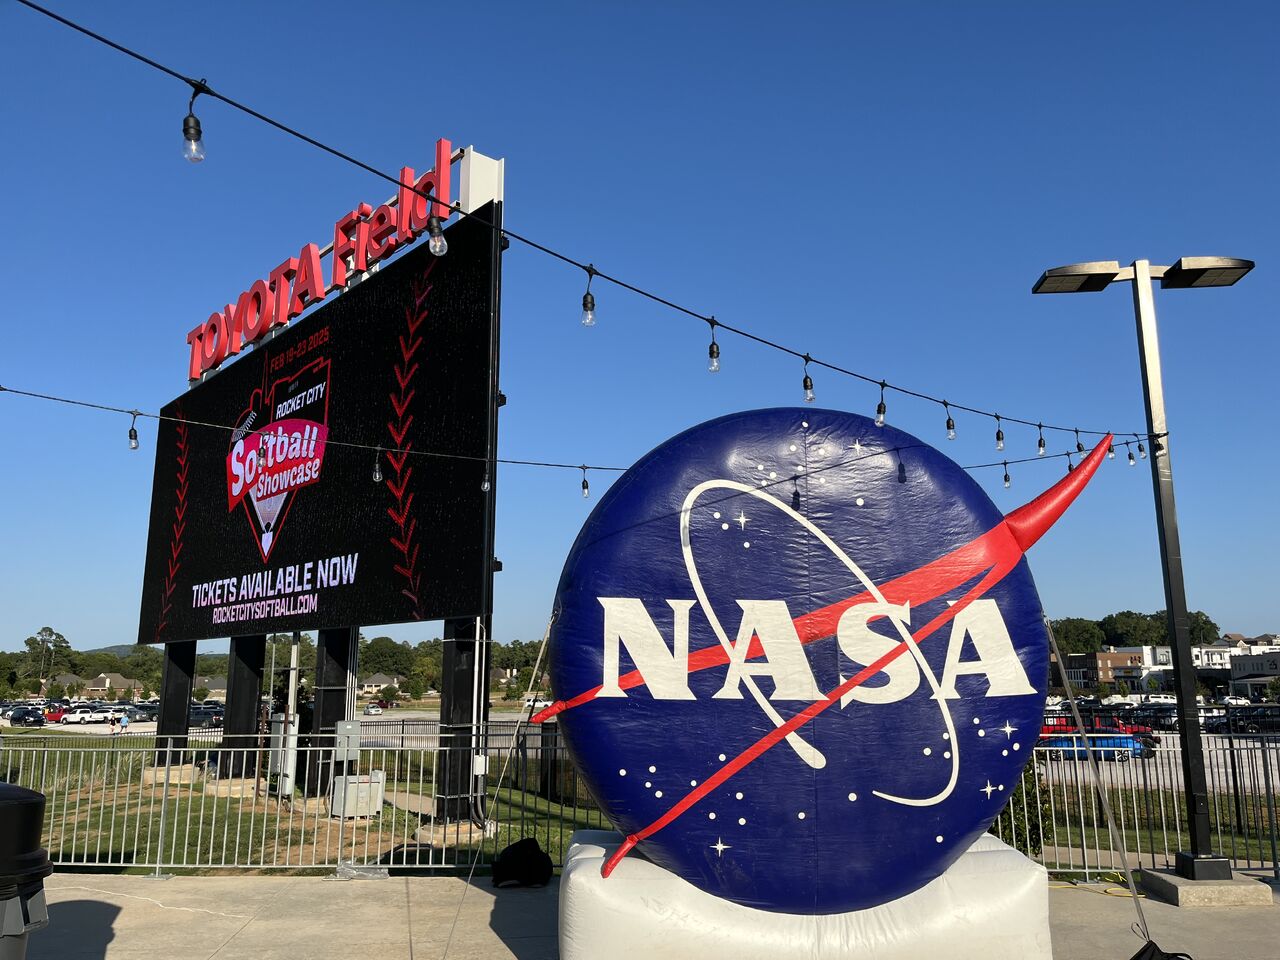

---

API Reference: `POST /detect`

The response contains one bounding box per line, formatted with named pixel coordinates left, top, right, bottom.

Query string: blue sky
left=1, top=1, right=1276, bottom=653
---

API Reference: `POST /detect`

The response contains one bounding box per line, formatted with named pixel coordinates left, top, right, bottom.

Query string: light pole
left=1033, top=256, right=1254, bottom=881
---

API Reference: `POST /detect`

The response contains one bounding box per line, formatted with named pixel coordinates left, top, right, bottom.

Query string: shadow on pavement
left=28, top=899, right=120, bottom=959
left=486, top=880, right=558, bottom=960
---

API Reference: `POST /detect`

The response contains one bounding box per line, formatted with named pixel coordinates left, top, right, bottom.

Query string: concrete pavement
left=25, top=870, right=1279, bottom=960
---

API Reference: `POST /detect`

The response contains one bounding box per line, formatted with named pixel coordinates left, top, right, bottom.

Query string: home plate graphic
left=540, top=407, right=1109, bottom=914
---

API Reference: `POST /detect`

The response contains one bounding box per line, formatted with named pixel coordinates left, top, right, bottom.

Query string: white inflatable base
left=559, top=830, right=1051, bottom=960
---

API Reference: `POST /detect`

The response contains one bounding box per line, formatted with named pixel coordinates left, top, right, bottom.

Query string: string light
left=8, top=1, right=1158, bottom=455
left=1074, top=429, right=1084, bottom=454
left=1127, top=442, right=1136, bottom=466
left=1107, top=442, right=1116, bottom=460
left=1037, top=424, right=1046, bottom=457
left=481, top=467, right=491, bottom=493
left=128, top=411, right=139, bottom=450
left=707, top=320, right=720, bottom=373
left=875, top=381, right=887, bottom=427
left=580, top=466, right=590, bottom=499
left=581, top=265, right=597, bottom=327
left=1138, top=440, right=1147, bottom=460
left=426, top=216, right=448, bottom=256
left=181, top=79, right=207, bottom=163
left=802, top=356, right=815, bottom=403
left=944, top=401, right=956, bottom=440
left=995, top=415, right=1005, bottom=452
left=1066, top=452, right=1075, bottom=473
left=1, top=384, right=1151, bottom=507
left=1002, top=461, right=1011, bottom=489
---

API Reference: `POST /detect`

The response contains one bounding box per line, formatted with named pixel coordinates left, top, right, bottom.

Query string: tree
left=46, top=682, right=65, bottom=701
left=361, top=637, right=414, bottom=679
left=402, top=677, right=425, bottom=700
left=379, top=684, right=399, bottom=702
left=22, top=626, right=71, bottom=680
left=1146, top=676, right=1160, bottom=693
left=1099, top=611, right=1165, bottom=649
left=194, top=686, right=210, bottom=702
left=1050, top=618, right=1106, bottom=655
left=1150, top=609, right=1220, bottom=647
left=1115, top=680, right=1130, bottom=698
left=1266, top=678, right=1280, bottom=703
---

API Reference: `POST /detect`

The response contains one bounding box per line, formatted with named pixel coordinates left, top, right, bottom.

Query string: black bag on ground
left=1128, top=941, right=1194, bottom=960
left=491, top=837, right=553, bottom=888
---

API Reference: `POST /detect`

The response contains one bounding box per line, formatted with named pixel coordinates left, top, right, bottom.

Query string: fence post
left=1259, top=735, right=1279, bottom=881
left=148, top=750, right=174, bottom=880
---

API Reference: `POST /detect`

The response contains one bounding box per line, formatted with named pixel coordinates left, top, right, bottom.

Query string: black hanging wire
left=11, top=0, right=1150, bottom=447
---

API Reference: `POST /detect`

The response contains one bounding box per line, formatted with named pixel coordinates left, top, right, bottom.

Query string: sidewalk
left=25, top=870, right=1279, bottom=960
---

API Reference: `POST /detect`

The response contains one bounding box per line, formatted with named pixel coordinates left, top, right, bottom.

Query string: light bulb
left=1003, top=472, right=1011, bottom=489
left=946, top=416, right=956, bottom=440
left=802, top=373, right=815, bottom=403
left=708, top=340, right=721, bottom=373
left=1128, top=449, right=1136, bottom=466
left=182, top=113, right=205, bottom=163
left=875, top=401, right=886, bottom=427
left=481, top=474, right=491, bottom=493
left=581, top=477, right=590, bottom=498
left=996, top=429, right=1005, bottom=451
left=372, top=459, right=382, bottom=483
left=128, top=426, right=139, bottom=450
left=1107, top=443, right=1116, bottom=460
left=426, top=216, right=447, bottom=256
left=1037, top=436, right=1046, bottom=456
left=1138, top=442, right=1147, bottom=460
left=581, top=291, right=596, bottom=327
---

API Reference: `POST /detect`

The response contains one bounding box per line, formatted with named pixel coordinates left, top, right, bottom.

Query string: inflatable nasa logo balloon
left=543, top=408, right=1107, bottom=914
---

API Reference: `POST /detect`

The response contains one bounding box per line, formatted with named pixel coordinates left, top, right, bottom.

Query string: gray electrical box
left=330, top=770, right=385, bottom=819
left=335, top=720, right=361, bottom=763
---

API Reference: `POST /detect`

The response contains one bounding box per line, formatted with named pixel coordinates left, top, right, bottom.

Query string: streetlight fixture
left=1033, top=254, right=1254, bottom=881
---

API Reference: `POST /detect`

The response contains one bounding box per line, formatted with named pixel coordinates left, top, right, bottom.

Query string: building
left=1230, top=652, right=1280, bottom=699
left=359, top=673, right=405, bottom=695
left=43, top=673, right=83, bottom=694
left=194, top=676, right=228, bottom=701
left=84, top=673, right=141, bottom=699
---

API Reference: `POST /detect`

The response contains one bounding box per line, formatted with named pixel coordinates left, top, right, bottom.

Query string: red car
left=43, top=707, right=66, bottom=723
left=1041, top=715, right=1159, bottom=742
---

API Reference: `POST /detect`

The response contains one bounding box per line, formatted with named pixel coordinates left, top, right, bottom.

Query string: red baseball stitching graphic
left=155, top=412, right=189, bottom=642
left=386, top=261, right=437, bottom=618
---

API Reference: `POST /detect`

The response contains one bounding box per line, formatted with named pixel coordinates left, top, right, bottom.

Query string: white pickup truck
left=61, top=706, right=111, bottom=724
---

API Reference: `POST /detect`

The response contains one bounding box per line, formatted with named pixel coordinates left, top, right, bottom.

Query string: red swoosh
left=590, top=437, right=1112, bottom=877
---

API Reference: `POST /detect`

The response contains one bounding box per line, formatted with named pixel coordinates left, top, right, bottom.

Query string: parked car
left=43, top=707, right=67, bottom=723
left=1206, top=707, right=1280, bottom=735
left=188, top=707, right=223, bottom=728
left=362, top=704, right=383, bottom=716
left=61, top=706, right=109, bottom=724
left=1041, top=715, right=1159, bottom=744
left=1217, top=696, right=1251, bottom=707
left=1040, top=730, right=1153, bottom=762
left=6, top=707, right=47, bottom=728
left=375, top=699, right=400, bottom=709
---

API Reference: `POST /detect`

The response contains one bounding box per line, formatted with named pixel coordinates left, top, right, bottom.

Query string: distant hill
left=81, top=644, right=137, bottom=658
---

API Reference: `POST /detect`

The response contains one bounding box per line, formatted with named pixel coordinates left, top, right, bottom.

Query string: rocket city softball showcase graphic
left=137, top=205, right=499, bottom=644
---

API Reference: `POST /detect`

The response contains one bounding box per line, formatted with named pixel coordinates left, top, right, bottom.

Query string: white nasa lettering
left=596, top=595, right=1035, bottom=705
left=713, top=600, right=824, bottom=701
left=836, top=601, right=919, bottom=706
left=597, top=598, right=697, bottom=700
left=934, top=599, right=1036, bottom=700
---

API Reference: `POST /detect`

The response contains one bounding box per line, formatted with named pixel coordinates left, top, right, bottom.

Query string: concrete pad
left=1049, top=881, right=1279, bottom=960
left=1140, top=868, right=1275, bottom=906
left=24, top=870, right=1280, bottom=960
